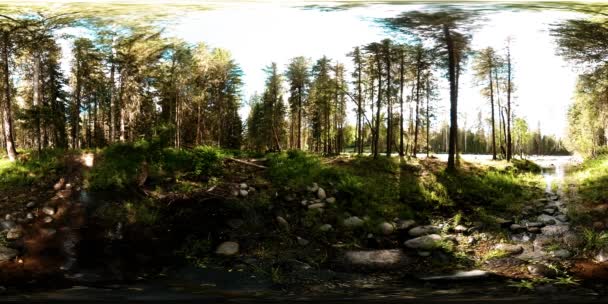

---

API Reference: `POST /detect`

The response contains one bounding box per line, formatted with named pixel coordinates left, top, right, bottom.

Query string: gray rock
left=308, top=203, right=325, bottom=210
left=527, top=264, right=557, bottom=278
left=420, top=270, right=490, bottom=281
left=231, top=190, right=239, bottom=197
left=534, top=234, right=556, bottom=248
left=494, top=243, right=524, bottom=255
left=466, top=236, right=477, bottom=245
left=43, top=216, right=53, bottom=223
left=317, top=188, right=326, bottom=200
left=537, top=214, right=556, bottom=225
left=276, top=216, right=289, bottom=230
left=343, top=216, right=364, bottom=228
left=543, top=208, right=556, bottom=215
left=42, top=206, right=55, bottom=216
left=239, top=189, right=249, bottom=197
left=3, top=214, right=10, bottom=221
left=528, top=227, right=541, bottom=233
left=319, top=224, right=333, bottom=232
left=541, top=225, right=570, bottom=236
left=216, top=241, right=239, bottom=256
left=0, top=220, right=15, bottom=230
left=239, top=183, right=248, bottom=190
left=0, top=246, right=17, bottom=263
left=408, top=225, right=440, bottom=237
left=326, top=197, right=336, bottom=204
left=6, top=228, right=22, bottom=240
left=404, top=234, right=442, bottom=250
left=297, top=237, right=309, bottom=246
left=454, top=225, right=468, bottom=234
left=342, top=249, right=411, bottom=270
left=26, top=201, right=35, bottom=208
left=595, top=248, right=608, bottom=263
left=379, top=222, right=395, bottom=235
left=525, top=222, right=544, bottom=228
left=563, top=232, right=583, bottom=247
left=551, top=249, right=571, bottom=259
left=395, top=219, right=416, bottom=231
left=417, top=251, right=431, bottom=257
left=307, top=183, right=319, bottom=192
left=510, top=224, right=525, bottom=232
left=40, top=228, right=57, bottom=238
left=300, top=200, right=308, bottom=206
left=227, top=219, right=244, bottom=229
left=25, top=213, right=34, bottom=220
left=556, top=214, right=568, bottom=222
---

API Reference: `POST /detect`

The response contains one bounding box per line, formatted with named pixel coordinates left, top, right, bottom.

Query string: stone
left=537, top=214, right=556, bottom=225
left=6, top=228, right=22, bottom=240
left=528, top=227, right=541, bottom=233
left=42, top=206, right=55, bottom=216
left=40, top=228, right=57, bottom=238
left=307, top=183, right=319, bottom=192
left=534, top=235, right=556, bottom=248
left=595, top=248, right=608, bottom=263
left=26, top=201, right=35, bottom=208
left=379, top=222, right=395, bottom=235
left=319, top=224, right=332, bottom=232
left=239, top=183, right=248, bottom=190
left=494, top=243, right=524, bottom=255
left=466, top=236, right=477, bottom=245
left=343, top=216, right=365, bottom=228
left=227, top=219, right=244, bottom=229
left=510, top=224, right=525, bottom=232
left=317, top=188, right=326, bottom=200
left=43, top=216, right=53, bottom=223
left=408, top=225, right=440, bottom=237
left=417, top=251, right=431, bottom=257
left=53, top=178, right=65, bottom=191
left=549, top=194, right=559, bottom=201
left=276, top=216, right=289, bottom=230
left=342, top=249, right=411, bottom=270
left=4, top=214, right=10, bottom=221
left=239, top=189, right=248, bottom=197
left=541, top=225, right=570, bottom=236
left=556, top=214, right=568, bottom=222
left=593, top=221, right=605, bottom=230
left=326, top=197, right=336, bottom=204
left=551, top=249, right=571, bottom=259
left=525, top=222, right=544, bottom=228
left=454, top=225, right=468, bottom=234
left=563, top=232, right=583, bottom=247
left=216, top=241, right=239, bottom=256
left=0, top=220, right=15, bottom=230
left=395, top=219, right=416, bottom=231
left=527, top=264, right=557, bottom=278
left=404, top=234, right=442, bottom=250
left=231, top=190, right=239, bottom=197
left=543, top=208, right=556, bottom=215
left=25, top=213, right=34, bottom=221
left=420, top=270, right=490, bottom=281
left=300, top=200, right=308, bottom=206
left=297, top=237, right=309, bottom=246
left=593, top=204, right=608, bottom=214
left=0, top=246, right=17, bottom=263
left=308, top=203, right=325, bottom=210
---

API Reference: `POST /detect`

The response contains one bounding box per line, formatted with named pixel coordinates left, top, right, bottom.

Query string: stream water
left=6, top=155, right=608, bottom=302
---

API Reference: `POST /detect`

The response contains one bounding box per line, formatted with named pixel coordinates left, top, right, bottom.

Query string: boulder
left=595, top=248, right=608, bottom=263
left=494, top=243, right=524, bottom=255
left=26, top=201, right=35, bottom=208
left=239, top=189, right=249, bottom=197
left=6, top=228, right=22, bottom=240
left=307, top=183, right=319, bottom=192
left=343, top=216, right=365, bottom=228
left=239, top=183, right=248, bottom=190
left=528, top=227, right=541, bottom=233
left=527, top=264, right=557, bottom=278
left=300, top=200, right=308, bottom=206
left=510, top=224, right=525, bottom=232
left=308, top=203, right=325, bottom=210
left=404, top=234, right=442, bottom=250
left=43, top=216, right=53, bottom=223
left=551, top=249, right=571, bottom=259
left=0, top=246, right=17, bottom=263
left=227, top=219, right=245, bottom=229
left=525, top=222, right=544, bottom=228
left=317, top=188, right=327, bottom=200
left=537, top=214, right=556, bottom=225
left=563, top=232, right=583, bottom=247
left=408, top=225, right=440, bottom=237
left=319, top=224, right=333, bottom=232
left=379, top=222, right=395, bottom=235
left=0, top=220, right=15, bottom=231
left=42, top=206, right=55, bottom=216
left=276, top=216, right=289, bottom=230
left=341, top=249, right=411, bottom=270
left=216, top=241, right=239, bottom=256
left=454, top=225, right=468, bottom=234
left=555, top=214, right=568, bottom=222
left=541, top=225, right=570, bottom=236
left=326, top=197, right=336, bottom=204
left=543, top=208, right=556, bottom=215
left=297, top=237, right=309, bottom=246
left=420, top=270, right=490, bottom=281
left=417, top=251, right=431, bottom=257
left=395, top=219, right=416, bottom=231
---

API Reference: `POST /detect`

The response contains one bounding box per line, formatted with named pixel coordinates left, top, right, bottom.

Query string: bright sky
left=162, top=2, right=583, bottom=138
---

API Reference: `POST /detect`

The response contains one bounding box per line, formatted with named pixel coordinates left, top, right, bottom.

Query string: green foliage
left=582, top=228, right=608, bottom=251
left=511, top=159, right=541, bottom=173
left=94, top=198, right=161, bottom=226
left=267, top=150, right=322, bottom=189
left=0, top=149, right=65, bottom=190
left=175, top=235, right=213, bottom=268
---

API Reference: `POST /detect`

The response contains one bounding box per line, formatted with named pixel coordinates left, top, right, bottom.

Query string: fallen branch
left=225, top=157, right=268, bottom=169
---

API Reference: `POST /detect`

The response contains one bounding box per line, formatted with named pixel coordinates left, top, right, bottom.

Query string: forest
left=0, top=1, right=607, bottom=302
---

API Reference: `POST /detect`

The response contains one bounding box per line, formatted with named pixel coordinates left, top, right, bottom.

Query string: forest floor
left=0, top=146, right=608, bottom=301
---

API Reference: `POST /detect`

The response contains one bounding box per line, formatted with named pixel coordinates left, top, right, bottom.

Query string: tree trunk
left=506, top=45, right=513, bottom=161
left=374, top=53, right=382, bottom=159
left=426, top=75, right=430, bottom=157
left=399, top=50, right=405, bottom=156
left=444, top=24, right=458, bottom=171
left=489, top=60, right=497, bottom=160
left=385, top=47, right=392, bottom=157
left=33, top=52, right=41, bottom=152
left=413, top=49, right=423, bottom=158
left=298, top=87, right=302, bottom=150
left=109, top=44, right=116, bottom=143
left=1, top=33, right=17, bottom=161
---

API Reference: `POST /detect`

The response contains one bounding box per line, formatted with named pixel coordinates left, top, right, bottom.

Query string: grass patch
left=0, top=149, right=66, bottom=190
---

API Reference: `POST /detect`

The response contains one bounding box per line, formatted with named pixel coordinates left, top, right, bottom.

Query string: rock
left=525, top=222, right=544, bottom=228
left=308, top=203, right=325, bottom=210
left=417, top=251, right=431, bottom=257
left=595, top=248, right=608, bottom=263
left=300, top=200, right=308, bottom=206
left=239, top=189, right=248, bottom=197
left=40, top=228, right=57, bottom=238
left=43, top=216, right=53, bottom=223
left=216, top=241, right=239, bottom=256
left=549, top=194, right=559, bottom=201
left=528, top=227, right=541, bottom=233
left=276, top=216, right=289, bottom=230
left=231, top=190, right=239, bottom=197
left=239, top=183, right=248, bottom=190
left=317, top=188, right=326, bottom=200
left=4, top=214, right=11, bottom=221
left=343, top=216, right=365, bottom=228
left=510, top=224, right=525, bottom=232
left=527, top=264, right=557, bottom=278
left=319, top=224, right=332, bottom=232
left=543, top=208, right=556, bottom=215
left=534, top=235, right=556, bottom=248
left=563, top=232, right=583, bottom=247
left=342, top=249, right=411, bottom=270
left=53, top=178, right=65, bottom=191
left=26, top=201, right=35, bottom=208
left=551, top=249, right=571, bottom=259
left=227, top=219, right=244, bottom=229
left=326, top=197, right=336, bottom=204
left=541, top=225, right=570, bottom=236
left=408, top=225, right=440, bottom=237
left=466, top=236, right=477, bottom=245
left=494, top=243, right=524, bottom=255
left=0, top=246, right=17, bottom=263
left=0, top=220, right=15, bottom=230
left=593, top=204, right=608, bottom=214
left=42, top=206, right=55, bottom=216
left=297, top=237, right=309, bottom=246
left=307, top=183, right=319, bottom=192
left=379, top=222, right=395, bottom=235
left=395, top=219, right=416, bottom=231
left=404, top=234, right=442, bottom=250
left=496, top=217, right=514, bottom=228
left=454, top=225, right=468, bottom=234
left=25, top=213, right=34, bottom=221
left=420, top=270, right=490, bottom=281
left=6, top=228, right=22, bottom=240
left=556, top=214, right=568, bottom=222
left=537, top=214, right=556, bottom=225
left=593, top=221, right=605, bottom=230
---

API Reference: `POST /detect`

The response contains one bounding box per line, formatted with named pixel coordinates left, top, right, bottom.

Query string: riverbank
left=0, top=146, right=606, bottom=301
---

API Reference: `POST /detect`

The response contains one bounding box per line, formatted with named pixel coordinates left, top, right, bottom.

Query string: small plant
left=483, top=249, right=509, bottom=260
left=508, top=279, right=535, bottom=291
left=582, top=228, right=608, bottom=251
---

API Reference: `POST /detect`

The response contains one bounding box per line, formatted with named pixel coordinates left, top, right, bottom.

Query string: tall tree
left=473, top=47, right=498, bottom=160
left=285, top=56, right=310, bottom=150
